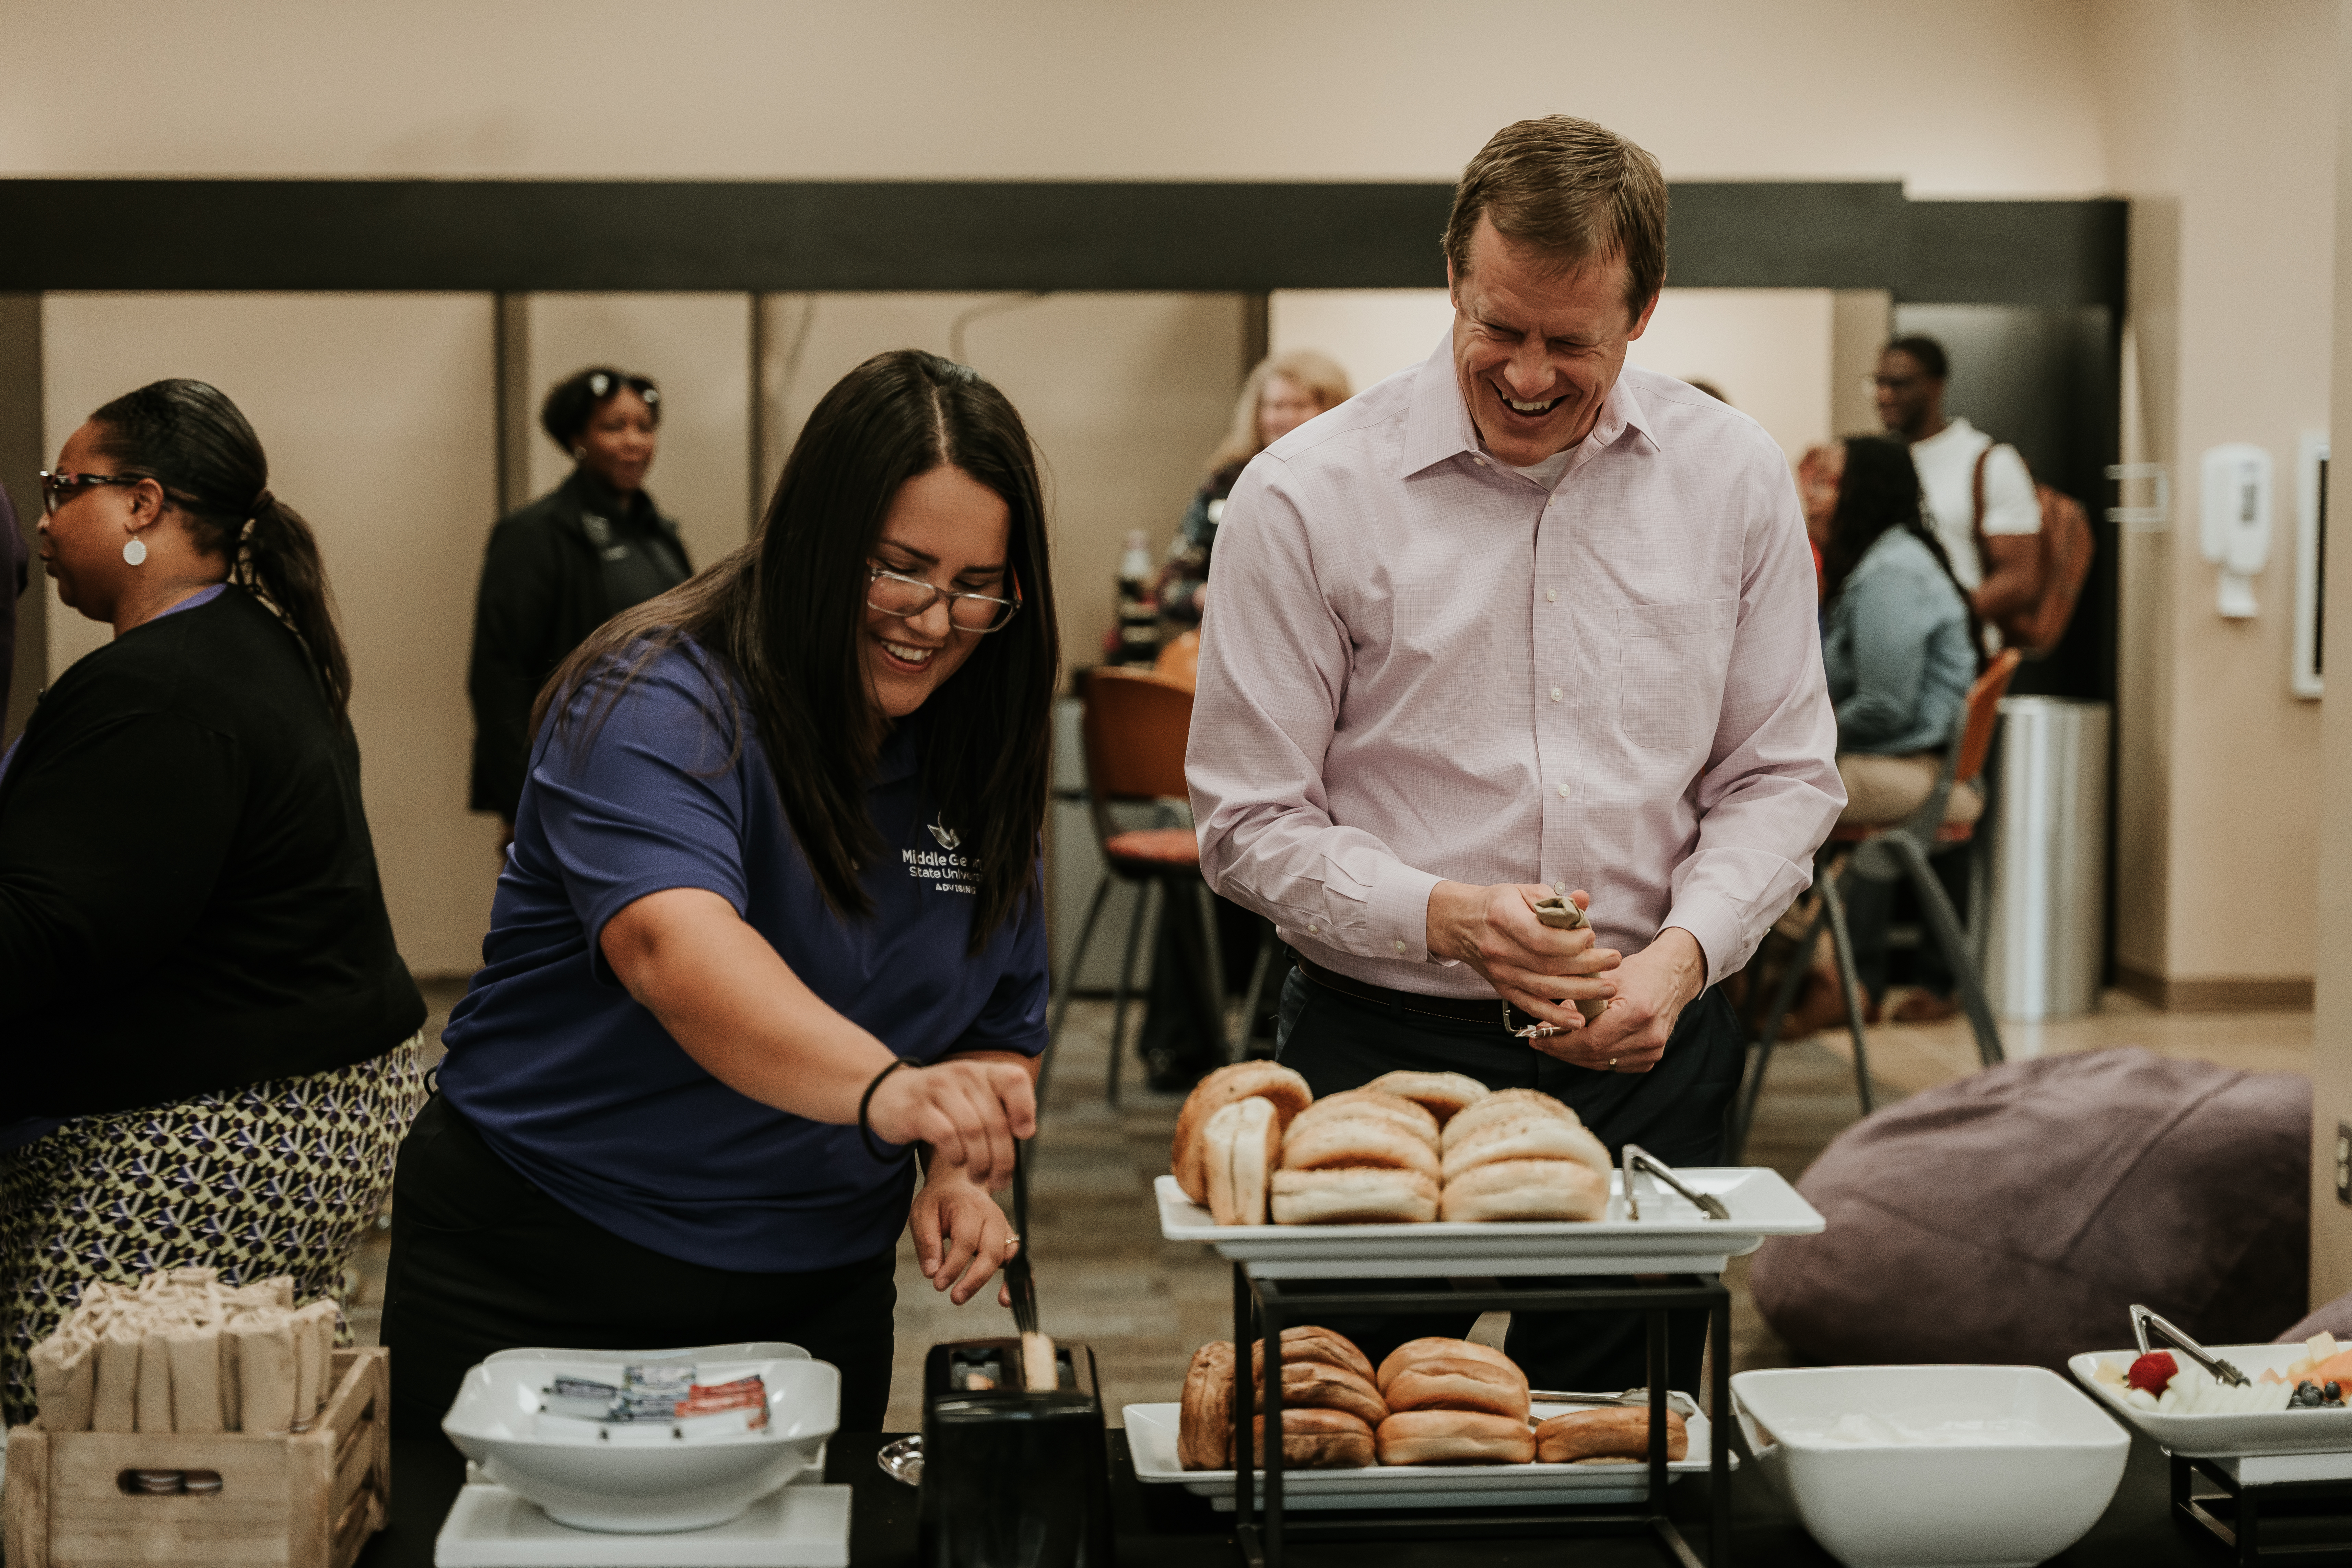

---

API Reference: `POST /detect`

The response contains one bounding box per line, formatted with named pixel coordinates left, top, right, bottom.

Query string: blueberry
left=2329, top=1382, right=2341, bottom=1400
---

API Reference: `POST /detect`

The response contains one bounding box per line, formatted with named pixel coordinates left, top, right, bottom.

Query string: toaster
left=916, top=1336, right=1114, bottom=1567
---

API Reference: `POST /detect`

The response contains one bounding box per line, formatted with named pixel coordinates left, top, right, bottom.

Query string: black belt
left=1295, top=954, right=1545, bottom=1035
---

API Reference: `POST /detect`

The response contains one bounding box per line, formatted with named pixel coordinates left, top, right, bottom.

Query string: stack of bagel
left=1372, top=1337, right=1536, bottom=1464
left=1178, top=1326, right=1385, bottom=1470
left=1170, top=1062, right=1314, bottom=1225
left=1437, top=1088, right=1614, bottom=1222
left=1269, top=1088, right=1444, bottom=1224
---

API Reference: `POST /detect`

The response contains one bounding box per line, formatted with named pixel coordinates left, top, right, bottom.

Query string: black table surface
left=358, top=1427, right=2262, bottom=1567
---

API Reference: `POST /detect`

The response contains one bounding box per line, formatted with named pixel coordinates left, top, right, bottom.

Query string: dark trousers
left=381, top=1094, right=897, bottom=1438
left=1273, top=968, right=1744, bottom=1394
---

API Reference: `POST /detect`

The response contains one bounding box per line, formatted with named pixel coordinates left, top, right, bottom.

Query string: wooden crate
left=4, top=1346, right=390, bottom=1568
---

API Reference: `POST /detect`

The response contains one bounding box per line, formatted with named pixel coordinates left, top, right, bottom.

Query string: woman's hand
left=867, top=1060, right=1037, bottom=1190
left=910, top=1162, right=1019, bottom=1307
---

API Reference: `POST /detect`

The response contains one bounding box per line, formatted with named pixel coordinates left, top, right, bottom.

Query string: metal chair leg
left=1730, top=898, right=1831, bottom=1162
left=1106, top=880, right=1157, bottom=1111
left=1193, top=881, right=1230, bottom=1067
left=1236, top=919, right=1278, bottom=1061
left=1038, top=875, right=1112, bottom=1111
left=1891, top=835, right=2006, bottom=1067
left=1817, top=865, right=1877, bottom=1117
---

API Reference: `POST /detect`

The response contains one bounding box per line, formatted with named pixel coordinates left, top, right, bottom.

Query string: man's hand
left=1540, top=928, right=1706, bottom=1072
left=1425, top=883, right=1619, bottom=1032
left=908, top=1162, right=1019, bottom=1307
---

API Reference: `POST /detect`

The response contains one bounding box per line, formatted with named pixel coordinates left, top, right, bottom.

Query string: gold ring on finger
left=1608, top=1058, right=1618, bottom=1070
left=1002, top=1233, right=1020, bottom=1247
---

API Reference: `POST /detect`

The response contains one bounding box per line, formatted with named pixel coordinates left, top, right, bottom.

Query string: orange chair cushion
left=1828, top=819, right=1977, bottom=846
left=1102, top=827, right=1202, bottom=870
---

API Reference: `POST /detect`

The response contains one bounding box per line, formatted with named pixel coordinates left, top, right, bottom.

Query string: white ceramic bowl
left=1729, top=1365, right=2128, bottom=1568
left=442, top=1342, right=836, bottom=1533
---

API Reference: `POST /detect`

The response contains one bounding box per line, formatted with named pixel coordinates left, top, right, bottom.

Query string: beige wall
left=40, top=294, right=503, bottom=978
left=0, top=2, right=2105, bottom=192
left=2094, top=0, right=2336, bottom=1003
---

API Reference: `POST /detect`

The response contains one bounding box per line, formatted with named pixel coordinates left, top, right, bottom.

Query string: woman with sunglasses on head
left=384, top=349, right=1057, bottom=1437
left=468, top=366, right=691, bottom=836
left=0, top=379, right=427, bottom=1421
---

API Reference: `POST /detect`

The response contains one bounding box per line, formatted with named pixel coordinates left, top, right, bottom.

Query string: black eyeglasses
left=868, top=567, right=1021, bottom=633
left=588, top=372, right=659, bottom=408
left=37, top=470, right=142, bottom=516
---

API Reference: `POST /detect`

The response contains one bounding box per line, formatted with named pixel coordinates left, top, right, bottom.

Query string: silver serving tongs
left=1006, top=1136, right=1039, bottom=1340
left=1622, top=1143, right=1730, bottom=1222
left=2131, top=1303, right=2249, bottom=1387
left=1529, top=1387, right=1701, bottom=1418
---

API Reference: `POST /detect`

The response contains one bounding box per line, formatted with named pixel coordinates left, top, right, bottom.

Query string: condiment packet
left=540, top=1379, right=621, bottom=1422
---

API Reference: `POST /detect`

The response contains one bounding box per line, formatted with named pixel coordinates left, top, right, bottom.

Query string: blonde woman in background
left=1136, top=350, right=1348, bottom=1092
left=1156, top=350, right=1350, bottom=627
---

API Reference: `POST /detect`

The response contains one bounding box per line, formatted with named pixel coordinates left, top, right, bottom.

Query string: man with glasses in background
left=1187, top=115, right=1842, bottom=1394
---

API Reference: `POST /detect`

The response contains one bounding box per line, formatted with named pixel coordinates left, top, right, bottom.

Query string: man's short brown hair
left=1443, top=115, right=1668, bottom=320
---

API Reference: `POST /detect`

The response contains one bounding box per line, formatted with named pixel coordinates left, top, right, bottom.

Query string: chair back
left=1955, top=649, right=2023, bottom=787
left=1078, top=665, right=1195, bottom=850
left=1154, top=628, right=1202, bottom=690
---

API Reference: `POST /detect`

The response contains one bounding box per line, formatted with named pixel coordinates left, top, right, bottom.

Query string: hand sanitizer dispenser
left=2201, top=443, right=2273, bottom=618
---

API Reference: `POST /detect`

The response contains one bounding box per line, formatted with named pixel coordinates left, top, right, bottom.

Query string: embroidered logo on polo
left=904, top=815, right=977, bottom=896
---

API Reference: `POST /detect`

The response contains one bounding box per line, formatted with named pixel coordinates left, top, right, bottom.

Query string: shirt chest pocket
left=1616, top=600, right=1735, bottom=751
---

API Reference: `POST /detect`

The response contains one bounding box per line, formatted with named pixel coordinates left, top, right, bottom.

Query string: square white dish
left=444, top=1345, right=837, bottom=1534
left=1155, top=1168, right=1823, bottom=1277
left=1123, top=1399, right=1723, bottom=1510
left=2068, top=1343, right=2352, bottom=1457
left=434, top=1476, right=849, bottom=1566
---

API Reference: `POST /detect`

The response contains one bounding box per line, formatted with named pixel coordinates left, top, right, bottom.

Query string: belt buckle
left=1501, top=1001, right=1563, bottom=1040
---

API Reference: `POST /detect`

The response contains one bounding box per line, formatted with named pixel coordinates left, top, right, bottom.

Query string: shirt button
left=1545, top=588, right=1558, bottom=603
left=1394, top=940, right=1408, bottom=953
left=1554, top=881, right=1567, bottom=896
left=1306, top=923, right=1319, bottom=934
left=1475, top=456, right=1488, bottom=467
left=1558, top=782, right=1572, bottom=798
left=1550, top=687, right=1563, bottom=702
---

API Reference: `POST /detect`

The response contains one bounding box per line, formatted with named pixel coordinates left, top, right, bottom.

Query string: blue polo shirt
left=438, top=641, right=1048, bottom=1273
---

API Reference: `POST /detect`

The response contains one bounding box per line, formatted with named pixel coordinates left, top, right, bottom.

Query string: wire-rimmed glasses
left=867, top=566, right=1020, bottom=633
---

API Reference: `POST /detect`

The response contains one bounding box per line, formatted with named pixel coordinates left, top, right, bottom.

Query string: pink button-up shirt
left=1187, top=341, right=1843, bottom=998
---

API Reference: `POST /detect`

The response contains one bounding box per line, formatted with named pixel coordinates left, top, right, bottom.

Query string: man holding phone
left=1187, top=115, right=1841, bottom=1391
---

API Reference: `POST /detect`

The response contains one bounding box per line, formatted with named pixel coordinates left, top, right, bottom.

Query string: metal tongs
left=1621, top=1143, right=1730, bottom=1222
left=1004, top=1137, right=1060, bottom=1392
left=2131, top=1303, right=2249, bottom=1388
left=1529, top=1387, right=1701, bottom=1418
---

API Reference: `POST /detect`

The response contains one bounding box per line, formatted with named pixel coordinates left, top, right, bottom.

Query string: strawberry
left=2127, top=1352, right=2178, bottom=1395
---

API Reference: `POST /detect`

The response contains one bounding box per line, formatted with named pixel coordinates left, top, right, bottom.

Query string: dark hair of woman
left=540, top=366, right=661, bottom=450
left=89, top=378, right=352, bottom=718
left=539, top=349, right=1060, bottom=948
left=1819, top=435, right=1985, bottom=670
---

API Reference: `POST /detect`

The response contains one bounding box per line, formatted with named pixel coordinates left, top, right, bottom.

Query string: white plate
left=1123, top=1400, right=1725, bottom=1511
left=2069, top=1344, right=2352, bottom=1457
left=434, top=1477, right=849, bottom=1566
left=1155, top=1168, right=1824, bottom=1277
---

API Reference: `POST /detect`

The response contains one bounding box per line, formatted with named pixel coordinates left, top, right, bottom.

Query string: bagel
left=1440, top=1088, right=1580, bottom=1152
left=1280, top=1115, right=1442, bottom=1182
left=1247, top=1325, right=1377, bottom=1386
left=1178, top=1341, right=1235, bottom=1470
left=1269, top=1166, right=1439, bottom=1225
left=1287, top=1089, right=1439, bottom=1146
left=1374, top=1409, right=1535, bottom=1466
left=1384, top=1357, right=1532, bottom=1422
left=1374, top=1337, right=1525, bottom=1394
left=1204, top=1097, right=1281, bottom=1226
left=1257, top=1361, right=1389, bottom=1427
left=1535, top=1406, right=1688, bottom=1463
left=1362, top=1070, right=1490, bottom=1127
left=1440, top=1157, right=1610, bottom=1223
left=1172, top=1062, right=1312, bottom=1204
left=1440, top=1113, right=1612, bottom=1182
left=1244, top=1407, right=1376, bottom=1469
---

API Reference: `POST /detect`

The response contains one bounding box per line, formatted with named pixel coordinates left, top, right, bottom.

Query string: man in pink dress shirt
left=1187, top=115, right=1842, bottom=1390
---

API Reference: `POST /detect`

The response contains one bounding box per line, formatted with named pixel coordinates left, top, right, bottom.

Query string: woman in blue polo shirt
left=382, top=350, right=1058, bottom=1436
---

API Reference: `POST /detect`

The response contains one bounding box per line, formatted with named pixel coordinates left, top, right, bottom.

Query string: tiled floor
left=354, top=981, right=2315, bottom=1432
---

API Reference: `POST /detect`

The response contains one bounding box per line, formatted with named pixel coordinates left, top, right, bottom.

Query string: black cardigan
left=0, top=588, right=425, bottom=1117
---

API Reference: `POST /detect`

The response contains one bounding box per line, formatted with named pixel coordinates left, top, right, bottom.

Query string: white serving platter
left=2069, top=1344, right=2352, bottom=1459
left=435, top=1473, right=849, bottom=1566
left=1155, top=1168, right=1823, bottom=1277
left=1124, top=1400, right=1726, bottom=1511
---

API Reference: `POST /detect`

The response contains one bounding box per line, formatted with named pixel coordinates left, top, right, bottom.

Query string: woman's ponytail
left=89, top=379, right=354, bottom=721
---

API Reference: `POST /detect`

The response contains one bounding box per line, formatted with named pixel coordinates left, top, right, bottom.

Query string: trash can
left=1984, top=697, right=2110, bottom=1022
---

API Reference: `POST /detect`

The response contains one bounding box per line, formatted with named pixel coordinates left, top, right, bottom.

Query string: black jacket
left=0, top=587, right=426, bottom=1116
left=467, top=470, right=691, bottom=818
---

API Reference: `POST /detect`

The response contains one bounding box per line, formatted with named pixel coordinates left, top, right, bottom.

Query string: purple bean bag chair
left=1751, top=1047, right=2308, bottom=1370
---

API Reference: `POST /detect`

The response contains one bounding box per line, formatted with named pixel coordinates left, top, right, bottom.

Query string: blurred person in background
left=0, top=379, right=426, bottom=1420
left=0, top=481, right=21, bottom=710
left=469, top=367, right=692, bottom=836
left=1872, top=335, right=2039, bottom=633
left=1134, top=351, right=1351, bottom=1092
left=1779, top=436, right=1984, bottom=1037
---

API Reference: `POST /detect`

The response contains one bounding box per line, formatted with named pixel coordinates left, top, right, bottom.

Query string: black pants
left=1273, top=968, right=1744, bottom=1394
left=381, top=1094, right=898, bottom=1438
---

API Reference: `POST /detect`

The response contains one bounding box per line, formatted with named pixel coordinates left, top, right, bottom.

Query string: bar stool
left=1729, top=649, right=2020, bottom=1159
left=1039, top=666, right=1228, bottom=1109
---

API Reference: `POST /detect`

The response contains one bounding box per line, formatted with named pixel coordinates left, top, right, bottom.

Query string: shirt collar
left=1399, top=335, right=1662, bottom=481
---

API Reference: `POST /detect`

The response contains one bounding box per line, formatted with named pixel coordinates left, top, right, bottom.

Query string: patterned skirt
left=0, top=1034, right=429, bottom=1424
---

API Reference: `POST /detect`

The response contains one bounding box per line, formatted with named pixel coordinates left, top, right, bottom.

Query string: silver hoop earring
left=573, top=446, right=587, bottom=461
left=122, top=536, right=147, bottom=567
